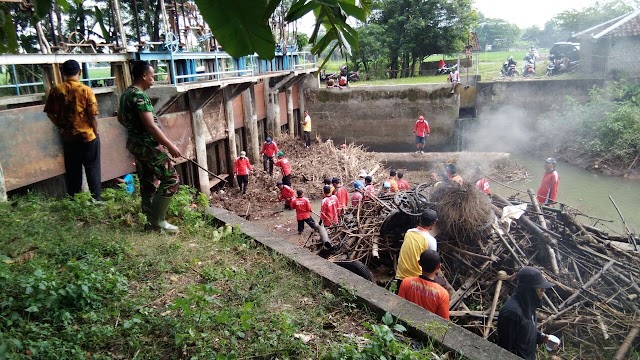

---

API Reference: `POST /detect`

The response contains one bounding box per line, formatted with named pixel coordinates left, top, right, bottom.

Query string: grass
left=323, top=48, right=556, bottom=86
left=0, top=186, right=452, bottom=359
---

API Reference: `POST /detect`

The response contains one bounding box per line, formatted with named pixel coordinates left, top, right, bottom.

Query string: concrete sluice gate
left=0, top=65, right=607, bottom=359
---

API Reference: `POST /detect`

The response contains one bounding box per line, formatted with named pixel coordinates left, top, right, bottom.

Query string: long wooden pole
left=483, top=271, right=506, bottom=339
left=527, top=189, right=559, bottom=274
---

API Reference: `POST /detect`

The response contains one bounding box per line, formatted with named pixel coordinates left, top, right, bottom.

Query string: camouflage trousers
left=128, top=140, right=180, bottom=197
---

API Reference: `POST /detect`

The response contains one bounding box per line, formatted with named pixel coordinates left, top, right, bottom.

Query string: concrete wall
left=305, top=85, right=459, bottom=152
left=476, top=78, right=605, bottom=127
left=582, top=36, right=640, bottom=77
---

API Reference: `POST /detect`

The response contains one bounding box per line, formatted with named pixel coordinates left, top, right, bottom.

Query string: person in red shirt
left=291, top=189, right=317, bottom=234
left=537, top=158, right=559, bottom=205
left=398, top=249, right=450, bottom=320
left=233, top=151, right=253, bottom=195
left=276, top=181, right=296, bottom=210
left=320, top=185, right=339, bottom=226
left=351, top=190, right=363, bottom=207
left=413, top=116, right=431, bottom=154
left=475, top=177, right=491, bottom=195
left=274, top=151, right=292, bottom=186
left=363, top=176, right=376, bottom=200
left=261, top=137, right=279, bottom=176
left=397, top=171, right=410, bottom=191
left=332, top=178, right=349, bottom=215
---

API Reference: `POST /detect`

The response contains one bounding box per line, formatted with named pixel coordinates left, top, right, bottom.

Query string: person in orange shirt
left=397, top=171, right=410, bottom=191
left=387, top=169, right=399, bottom=192
left=398, top=249, right=450, bottom=320
left=332, top=178, right=349, bottom=215
left=446, top=164, right=463, bottom=186
left=291, top=189, right=317, bottom=235
left=274, top=151, right=292, bottom=186
left=44, top=59, right=102, bottom=201
left=320, top=185, right=339, bottom=226
left=233, top=151, right=253, bottom=195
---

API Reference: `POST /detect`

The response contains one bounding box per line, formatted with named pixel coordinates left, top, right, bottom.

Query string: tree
left=553, top=0, right=634, bottom=35
left=521, top=26, right=543, bottom=48
left=377, top=0, right=477, bottom=77
left=295, top=32, right=309, bottom=50
left=352, top=23, right=388, bottom=75
left=476, top=16, right=520, bottom=51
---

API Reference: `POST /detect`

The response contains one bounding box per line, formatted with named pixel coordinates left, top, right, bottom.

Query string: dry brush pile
left=307, top=181, right=640, bottom=359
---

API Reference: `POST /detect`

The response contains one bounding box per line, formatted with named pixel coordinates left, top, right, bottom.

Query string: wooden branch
left=527, top=189, right=559, bottom=274
left=483, top=271, right=505, bottom=339
left=558, top=260, right=615, bottom=310
left=613, top=325, right=639, bottom=360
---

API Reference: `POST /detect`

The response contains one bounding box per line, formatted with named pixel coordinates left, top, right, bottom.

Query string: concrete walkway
left=208, top=206, right=520, bottom=360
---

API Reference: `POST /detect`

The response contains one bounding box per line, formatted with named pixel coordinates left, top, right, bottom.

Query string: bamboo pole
left=483, top=270, right=506, bottom=339
left=527, top=189, right=559, bottom=274
left=558, top=260, right=615, bottom=310
left=613, top=325, right=639, bottom=360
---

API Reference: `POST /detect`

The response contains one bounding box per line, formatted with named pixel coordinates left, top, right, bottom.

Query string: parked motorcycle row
left=319, top=66, right=359, bottom=85
left=500, top=48, right=580, bottom=78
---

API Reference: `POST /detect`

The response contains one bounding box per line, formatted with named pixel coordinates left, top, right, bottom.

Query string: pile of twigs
left=306, top=181, right=640, bottom=358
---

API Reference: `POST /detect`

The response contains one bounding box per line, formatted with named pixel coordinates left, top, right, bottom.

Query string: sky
left=473, top=0, right=602, bottom=28
left=297, top=0, right=604, bottom=35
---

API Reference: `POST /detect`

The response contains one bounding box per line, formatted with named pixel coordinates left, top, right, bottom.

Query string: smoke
left=464, top=105, right=536, bottom=153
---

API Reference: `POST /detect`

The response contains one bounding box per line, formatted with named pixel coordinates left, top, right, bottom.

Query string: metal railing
left=0, top=49, right=318, bottom=98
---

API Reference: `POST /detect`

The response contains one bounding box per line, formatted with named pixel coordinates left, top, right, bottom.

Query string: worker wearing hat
left=498, top=266, right=558, bottom=359
left=413, top=115, right=430, bottom=154
left=260, top=136, right=279, bottom=176
left=536, top=158, right=559, bottom=205
left=273, top=150, right=291, bottom=186
left=354, top=169, right=367, bottom=190
left=234, top=151, right=253, bottom=195
left=44, top=59, right=102, bottom=202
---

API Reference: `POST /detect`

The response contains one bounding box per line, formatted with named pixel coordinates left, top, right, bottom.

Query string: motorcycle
left=348, top=70, right=359, bottom=82
left=522, top=59, right=535, bottom=77
left=500, top=61, right=518, bottom=77
left=435, top=63, right=457, bottom=75
left=319, top=69, right=337, bottom=83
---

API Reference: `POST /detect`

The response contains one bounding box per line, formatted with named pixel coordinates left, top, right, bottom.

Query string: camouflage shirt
left=119, top=85, right=160, bottom=149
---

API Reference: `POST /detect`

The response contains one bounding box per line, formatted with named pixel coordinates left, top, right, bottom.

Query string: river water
left=494, top=154, right=640, bottom=235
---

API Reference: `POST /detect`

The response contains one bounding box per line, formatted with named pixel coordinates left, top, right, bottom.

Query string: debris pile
left=307, top=182, right=640, bottom=358
left=210, top=135, right=388, bottom=220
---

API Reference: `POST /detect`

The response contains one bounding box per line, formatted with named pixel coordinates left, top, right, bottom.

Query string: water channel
left=498, top=154, right=640, bottom=235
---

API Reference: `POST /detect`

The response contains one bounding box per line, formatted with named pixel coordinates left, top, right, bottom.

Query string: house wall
left=606, top=35, right=640, bottom=76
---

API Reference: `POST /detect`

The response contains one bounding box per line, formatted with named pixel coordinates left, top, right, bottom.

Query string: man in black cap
left=44, top=59, right=102, bottom=201
left=497, top=266, right=555, bottom=359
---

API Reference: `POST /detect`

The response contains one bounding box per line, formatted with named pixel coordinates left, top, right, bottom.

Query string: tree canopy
left=476, top=16, right=520, bottom=51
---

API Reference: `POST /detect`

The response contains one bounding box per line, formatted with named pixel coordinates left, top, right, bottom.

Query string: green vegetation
left=0, top=186, right=450, bottom=358
left=537, top=81, right=640, bottom=170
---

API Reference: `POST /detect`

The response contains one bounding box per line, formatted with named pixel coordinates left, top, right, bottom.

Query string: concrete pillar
left=190, top=108, right=210, bottom=194
left=298, top=79, right=306, bottom=115
left=264, top=80, right=279, bottom=137
left=286, top=87, right=294, bottom=135
left=224, top=87, right=238, bottom=183
left=242, top=87, right=260, bottom=162
left=0, top=161, right=7, bottom=202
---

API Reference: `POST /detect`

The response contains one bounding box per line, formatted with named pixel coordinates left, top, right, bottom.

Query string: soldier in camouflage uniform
left=118, top=61, right=182, bottom=233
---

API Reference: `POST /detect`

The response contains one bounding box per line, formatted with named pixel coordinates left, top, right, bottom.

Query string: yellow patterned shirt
left=44, top=79, right=99, bottom=142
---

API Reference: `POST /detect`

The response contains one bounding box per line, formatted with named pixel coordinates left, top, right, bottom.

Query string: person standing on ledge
left=413, top=115, right=430, bottom=154
left=536, top=158, right=559, bottom=205
left=301, top=110, right=312, bottom=148
left=118, top=60, right=181, bottom=232
left=44, top=59, right=102, bottom=201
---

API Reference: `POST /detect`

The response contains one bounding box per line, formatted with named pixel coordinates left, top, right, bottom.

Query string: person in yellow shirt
left=396, top=209, right=438, bottom=291
left=301, top=110, right=312, bottom=148
left=44, top=60, right=101, bottom=201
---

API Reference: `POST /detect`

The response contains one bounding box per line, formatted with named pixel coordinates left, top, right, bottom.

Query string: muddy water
left=403, top=154, right=640, bottom=235
left=501, top=154, right=640, bottom=234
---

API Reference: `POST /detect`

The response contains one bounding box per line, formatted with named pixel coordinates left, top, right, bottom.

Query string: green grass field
left=323, top=48, right=552, bottom=85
